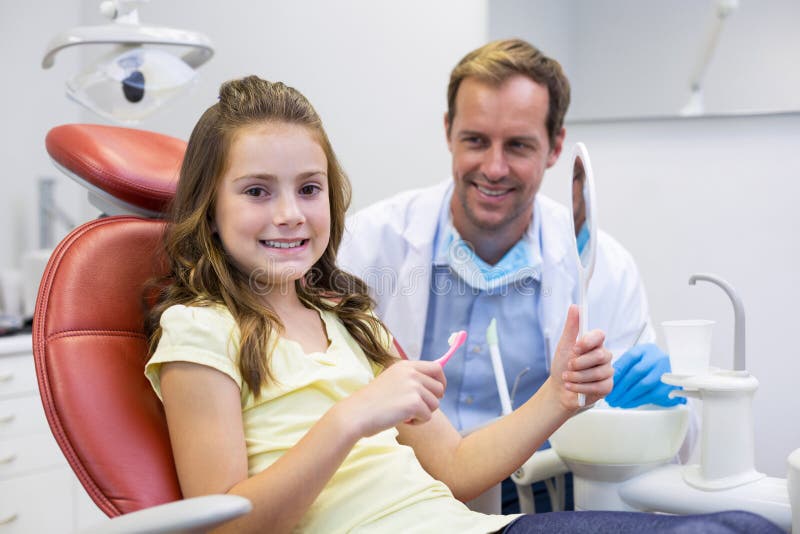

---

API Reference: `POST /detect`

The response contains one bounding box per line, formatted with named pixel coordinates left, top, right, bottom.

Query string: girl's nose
left=273, top=194, right=305, bottom=226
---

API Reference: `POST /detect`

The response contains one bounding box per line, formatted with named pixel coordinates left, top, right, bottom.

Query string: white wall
left=492, top=0, right=800, bottom=120
left=0, top=3, right=89, bottom=272
left=569, top=0, right=800, bottom=119
left=76, top=0, right=488, bottom=210
left=488, top=0, right=574, bottom=69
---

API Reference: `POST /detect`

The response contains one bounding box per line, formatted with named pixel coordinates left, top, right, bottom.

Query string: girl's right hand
left=339, top=360, right=446, bottom=437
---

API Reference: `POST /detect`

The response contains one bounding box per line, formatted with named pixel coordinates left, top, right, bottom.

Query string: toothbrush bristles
left=448, top=333, right=457, bottom=345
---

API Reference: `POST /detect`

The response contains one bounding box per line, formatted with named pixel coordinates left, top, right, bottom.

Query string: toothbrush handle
left=436, top=344, right=458, bottom=367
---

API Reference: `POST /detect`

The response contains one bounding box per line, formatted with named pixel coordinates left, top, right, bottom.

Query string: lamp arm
left=687, top=0, right=738, bottom=91
left=41, top=24, right=214, bottom=69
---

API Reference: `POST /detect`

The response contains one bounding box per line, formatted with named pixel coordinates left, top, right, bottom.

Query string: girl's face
left=212, top=122, right=330, bottom=293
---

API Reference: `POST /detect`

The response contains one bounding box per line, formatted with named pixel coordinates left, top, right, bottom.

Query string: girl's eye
left=244, top=186, right=268, bottom=197
left=299, top=184, right=321, bottom=196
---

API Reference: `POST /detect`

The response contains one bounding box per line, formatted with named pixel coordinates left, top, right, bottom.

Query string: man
left=338, top=39, right=685, bottom=511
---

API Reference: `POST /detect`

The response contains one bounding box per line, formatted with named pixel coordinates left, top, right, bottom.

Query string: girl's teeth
left=264, top=240, right=303, bottom=249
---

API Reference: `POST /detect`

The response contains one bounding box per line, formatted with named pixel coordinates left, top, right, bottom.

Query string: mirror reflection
left=572, top=156, right=590, bottom=266
left=489, top=0, right=800, bottom=120
left=572, top=157, right=586, bottom=235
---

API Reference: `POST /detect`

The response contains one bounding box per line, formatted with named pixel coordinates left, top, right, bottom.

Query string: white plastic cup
left=661, top=319, right=715, bottom=376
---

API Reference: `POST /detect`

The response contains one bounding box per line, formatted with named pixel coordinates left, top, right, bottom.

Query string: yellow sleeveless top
left=146, top=304, right=515, bottom=533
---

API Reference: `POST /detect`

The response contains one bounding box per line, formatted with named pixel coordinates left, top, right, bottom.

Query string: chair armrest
left=511, top=448, right=569, bottom=486
left=79, top=495, right=252, bottom=534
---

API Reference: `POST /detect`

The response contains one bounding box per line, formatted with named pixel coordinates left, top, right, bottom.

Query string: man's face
left=446, top=75, right=564, bottom=242
left=572, top=157, right=586, bottom=235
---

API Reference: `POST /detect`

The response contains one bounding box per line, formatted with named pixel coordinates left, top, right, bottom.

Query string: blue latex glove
left=605, top=343, right=686, bottom=409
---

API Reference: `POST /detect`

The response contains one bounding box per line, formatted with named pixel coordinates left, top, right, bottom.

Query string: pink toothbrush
left=403, top=330, right=467, bottom=425
left=435, top=330, right=467, bottom=367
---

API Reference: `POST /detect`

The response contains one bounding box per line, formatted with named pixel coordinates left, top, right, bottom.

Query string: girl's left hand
left=550, top=305, right=614, bottom=411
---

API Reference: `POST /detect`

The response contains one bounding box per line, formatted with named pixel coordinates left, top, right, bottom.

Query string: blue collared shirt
left=576, top=222, right=589, bottom=256
left=421, top=190, right=549, bottom=432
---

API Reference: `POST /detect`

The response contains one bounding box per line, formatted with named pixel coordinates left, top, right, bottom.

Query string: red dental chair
left=33, top=124, right=251, bottom=532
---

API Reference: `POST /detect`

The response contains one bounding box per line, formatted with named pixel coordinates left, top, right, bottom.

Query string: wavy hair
left=147, top=76, right=395, bottom=396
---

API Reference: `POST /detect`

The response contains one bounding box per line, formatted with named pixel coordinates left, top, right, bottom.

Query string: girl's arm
left=397, top=305, right=613, bottom=502
left=160, top=361, right=358, bottom=533
left=160, top=356, right=446, bottom=534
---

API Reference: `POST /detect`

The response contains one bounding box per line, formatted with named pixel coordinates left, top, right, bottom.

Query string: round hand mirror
left=571, top=142, right=598, bottom=406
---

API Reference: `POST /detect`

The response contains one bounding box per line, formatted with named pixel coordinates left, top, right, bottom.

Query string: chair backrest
left=33, top=124, right=186, bottom=517
left=33, top=216, right=181, bottom=517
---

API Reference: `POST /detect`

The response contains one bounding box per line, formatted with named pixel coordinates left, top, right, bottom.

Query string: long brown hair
left=148, top=76, right=395, bottom=396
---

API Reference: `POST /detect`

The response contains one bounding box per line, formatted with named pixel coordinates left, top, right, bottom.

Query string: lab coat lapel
left=536, top=196, right=579, bottom=369
left=388, top=182, right=450, bottom=358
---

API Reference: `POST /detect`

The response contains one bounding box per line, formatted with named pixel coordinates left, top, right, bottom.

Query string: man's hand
left=605, top=343, right=686, bottom=408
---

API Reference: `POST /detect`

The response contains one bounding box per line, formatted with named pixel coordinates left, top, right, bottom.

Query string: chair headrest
left=45, top=124, right=184, bottom=216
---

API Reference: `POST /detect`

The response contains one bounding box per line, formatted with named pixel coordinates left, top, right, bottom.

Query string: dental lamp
left=41, top=0, right=214, bottom=123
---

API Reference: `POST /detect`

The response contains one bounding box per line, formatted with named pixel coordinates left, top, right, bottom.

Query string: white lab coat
left=339, top=180, right=697, bottom=462
left=338, top=180, right=656, bottom=363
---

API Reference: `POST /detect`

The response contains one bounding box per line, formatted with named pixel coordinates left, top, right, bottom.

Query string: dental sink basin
left=550, top=402, right=689, bottom=465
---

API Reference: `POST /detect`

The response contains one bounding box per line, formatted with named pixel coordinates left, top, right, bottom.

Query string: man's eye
left=509, top=141, right=534, bottom=152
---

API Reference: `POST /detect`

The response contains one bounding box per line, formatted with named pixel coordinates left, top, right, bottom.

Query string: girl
left=144, top=76, right=779, bottom=533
